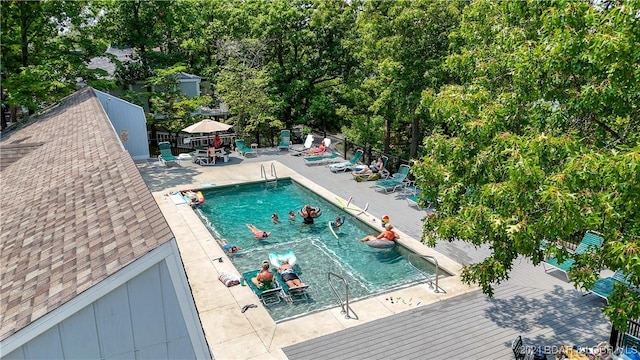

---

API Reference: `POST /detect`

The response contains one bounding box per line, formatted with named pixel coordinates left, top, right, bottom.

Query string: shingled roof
left=0, top=87, right=174, bottom=341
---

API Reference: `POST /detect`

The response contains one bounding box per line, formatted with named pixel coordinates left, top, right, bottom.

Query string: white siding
left=127, top=265, right=166, bottom=350
left=23, top=327, right=64, bottom=359
left=3, top=261, right=199, bottom=360
left=59, top=305, right=101, bottom=358
left=95, top=89, right=150, bottom=160
left=95, top=285, right=135, bottom=358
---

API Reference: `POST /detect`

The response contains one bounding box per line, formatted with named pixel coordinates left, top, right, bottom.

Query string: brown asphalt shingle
left=0, top=87, right=174, bottom=341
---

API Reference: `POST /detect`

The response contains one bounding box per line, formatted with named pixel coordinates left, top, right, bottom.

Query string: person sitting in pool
left=246, top=224, right=271, bottom=239
left=301, top=204, right=316, bottom=225
left=288, top=210, right=296, bottom=222
left=354, top=157, right=383, bottom=175
left=251, top=260, right=274, bottom=290
left=183, top=190, right=200, bottom=207
left=331, top=216, right=343, bottom=228
left=271, top=213, right=280, bottom=224
left=277, top=259, right=305, bottom=288
left=359, top=224, right=399, bottom=242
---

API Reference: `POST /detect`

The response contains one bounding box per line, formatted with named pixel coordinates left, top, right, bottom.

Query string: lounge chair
left=352, top=155, right=389, bottom=181
left=329, top=149, right=364, bottom=173
left=241, top=269, right=283, bottom=305
left=277, top=272, right=309, bottom=303
left=158, top=141, right=180, bottom=166
left=542, top=230, right=605, bottom=280
left=290, top=134, right=314, bottom=156
left=303, top=152, right=341, bottom=166
left=373, top=164, right=411, bottom=193
left=278, top=130, right=291, bottom=150
left=235, top=139, right=257, bottom=157
left=406, top=195, right=422, bottom=209
left=585, top=270, right=632, bottom=303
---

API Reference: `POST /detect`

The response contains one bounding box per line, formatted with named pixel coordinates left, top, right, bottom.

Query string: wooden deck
left=243, top=148, right=612, bottom=360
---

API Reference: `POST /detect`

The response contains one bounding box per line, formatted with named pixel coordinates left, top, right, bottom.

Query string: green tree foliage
left=145, top=64, right=212, bottom=144
left=1, top=1, right=109, bottom=115
left=229, top=0, right=357, bottom=130
left=352, top=0, right=464, bottom=158
left=413, top=0, right=640, bottom=330
left=215, top=58, right=278, bottom=144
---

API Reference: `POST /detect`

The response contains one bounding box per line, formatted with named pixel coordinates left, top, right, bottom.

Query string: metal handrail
left=260, top=164, right=267, bottom=180
left=261, top=163, right=278, bottom=186
left=327, top=272, right=353, bottom=319
left=407, top=254, right=445, bottom=294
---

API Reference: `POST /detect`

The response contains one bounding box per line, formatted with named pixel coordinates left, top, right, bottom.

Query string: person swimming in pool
left=288, top=210, right=296, bottom=222
left=271, top=213, right=280, bottom=224
left=301, top=204, right=316, bottom=225
left=331, top=216, right=343, bottom=228
left=216, top=239, right=240, bottom=254
left=277, top=259, right=304, bottom=288
left=246, top=224, right=271, bottom=239
left=251, top=260, right=274, bottom=290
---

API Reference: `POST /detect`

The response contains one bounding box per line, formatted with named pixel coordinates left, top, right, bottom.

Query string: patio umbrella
left=182, top=119, right=233, bottom=134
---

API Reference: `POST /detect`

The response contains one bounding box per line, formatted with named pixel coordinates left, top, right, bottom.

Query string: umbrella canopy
left=182, top=119, right=233, bottom=134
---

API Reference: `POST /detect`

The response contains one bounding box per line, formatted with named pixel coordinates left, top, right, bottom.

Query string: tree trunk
left=384, top=116, right=391, bottom=154
left=410, top=116, right=420, bottom=158
left=20, top=2, right=29, bottom=67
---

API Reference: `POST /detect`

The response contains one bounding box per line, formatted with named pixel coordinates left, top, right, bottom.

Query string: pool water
left=196, top=179, right=435, bottom=322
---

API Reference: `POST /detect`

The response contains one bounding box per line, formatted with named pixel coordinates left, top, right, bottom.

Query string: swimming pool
left=196, top=179, right=437, bottom=321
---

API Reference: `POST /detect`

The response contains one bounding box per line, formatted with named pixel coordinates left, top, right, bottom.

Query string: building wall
left=95, top=90, right=150, bottom=160
left=3, top=261, right=198, bottom=360
left=179, top=81, right=200, bottom=98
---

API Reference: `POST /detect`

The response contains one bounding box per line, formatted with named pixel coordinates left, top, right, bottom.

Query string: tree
left=215, top=58, right=278, bottom=145
left=413, top=0, right=640, bottom=330
left=145, top=64, right=212, bottom=146
left=1, top=1, right=109, bottom=119
left=351, top=0, right=463, bottom=159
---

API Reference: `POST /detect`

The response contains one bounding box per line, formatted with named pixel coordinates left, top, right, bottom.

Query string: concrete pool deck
left=139, top=158, right=476, bottom=359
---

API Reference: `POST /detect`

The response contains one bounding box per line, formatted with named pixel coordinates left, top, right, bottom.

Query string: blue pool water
left=196, top=179, right=435, bottom=322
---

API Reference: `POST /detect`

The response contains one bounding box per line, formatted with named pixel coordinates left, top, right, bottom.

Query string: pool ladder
left=261, top=163, right=278, bottom=186
left=327, top=272, right=357, bottom=319
left=407, top=254, right=446, bottom=293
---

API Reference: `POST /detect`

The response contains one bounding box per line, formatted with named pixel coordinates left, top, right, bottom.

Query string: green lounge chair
left=586, top=270, right=632, bottom=303
left=542, top=230, right=605, bottom=280
left=373, top=164, right=411, bottom=194
left=276, top=271, right=309, bottom=303
left=278, top=130, right=291, bottom=150
left=407, top=195, right=422, bottom=209
left=235, top=139, right=257, bottom=157
left=241, top=269, right=283, bottom=305
left=303, top=152, right=341, bottom=166
left=158, top=141, right=179, bottom=166
left=329, top=149, right=363, bottom=173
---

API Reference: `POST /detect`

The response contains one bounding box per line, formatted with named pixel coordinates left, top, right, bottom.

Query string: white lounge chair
left=290, top=134, right=315, bottom=156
